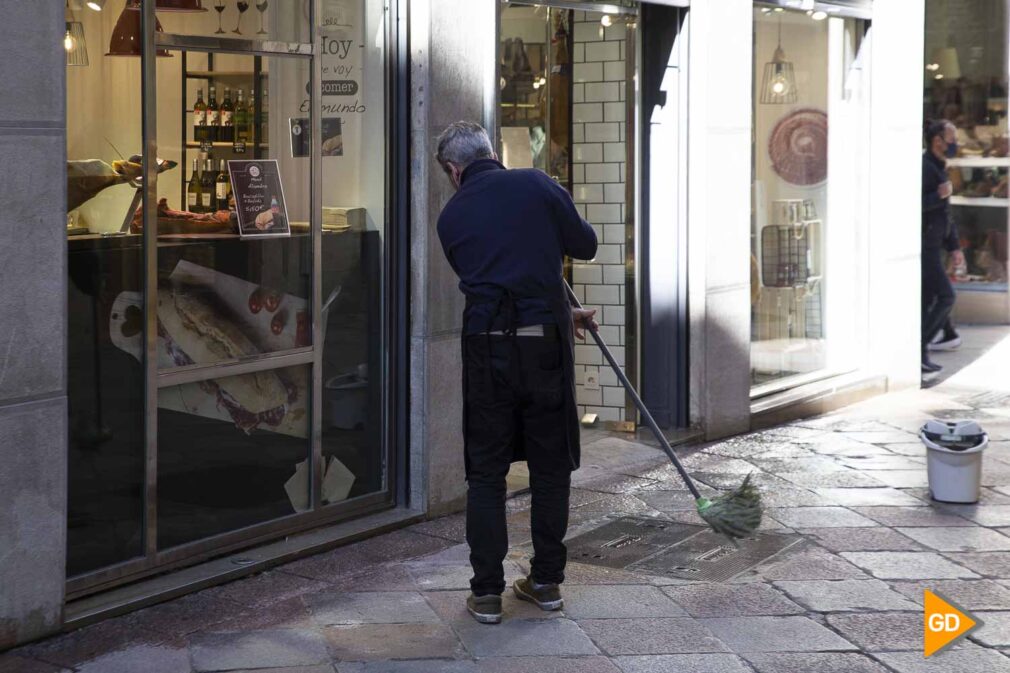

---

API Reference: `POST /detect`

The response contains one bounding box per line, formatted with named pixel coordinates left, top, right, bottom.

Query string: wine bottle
left=215, top=159, right=231, bottom=210
left=234, top=89, right=249, bottom=143
left=207, top=86, right=220, bottom=142
left=219, top=87, right=234, bottom=143
left=193, top=88, right=208, bottom=142
left=187, top=158, right=202, bottom=212
left=202, top=158, right=216, bottom=211
left=261, top=88, right=269, bottom=143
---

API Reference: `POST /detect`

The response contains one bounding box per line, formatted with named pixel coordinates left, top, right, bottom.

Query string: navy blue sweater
left=437, top=159, right=598, bottom=335
left=922, top=152, right=960, bottom=252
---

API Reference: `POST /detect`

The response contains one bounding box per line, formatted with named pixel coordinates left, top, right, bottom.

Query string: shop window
left=924, top=0, right=1010, bottom=323
left=66, top=0, right=391, bottom=585
left=750, top=4, right=871, bottom=392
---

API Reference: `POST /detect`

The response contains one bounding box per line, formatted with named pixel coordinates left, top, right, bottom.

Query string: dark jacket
left=437, top=159, right=598, bottom=334
left=437, top=158, right=598, bottom=471
left=922, top=152, right=960, bottom=252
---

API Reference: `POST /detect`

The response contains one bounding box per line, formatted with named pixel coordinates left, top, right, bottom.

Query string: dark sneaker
left=513, top=576, right=564, bottom=611
left=921, top=358, right=943, bottom=373
left=928, top=334, right=962, bottom=351
left=467, top=593, right=502, bottom=624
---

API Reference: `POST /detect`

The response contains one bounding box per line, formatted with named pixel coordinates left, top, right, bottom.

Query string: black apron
left=460, top=282, right=581, bottom=476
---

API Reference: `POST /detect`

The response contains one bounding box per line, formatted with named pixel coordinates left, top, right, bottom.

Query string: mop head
left=696, top=473, right=763, bottom=541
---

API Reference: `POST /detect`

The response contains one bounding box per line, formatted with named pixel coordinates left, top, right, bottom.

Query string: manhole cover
left=566, top=516, right=702, bottom=569
left=629, top=530, right=802, bottom=582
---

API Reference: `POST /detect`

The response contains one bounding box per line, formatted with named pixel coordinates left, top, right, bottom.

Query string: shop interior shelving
left=180, top=52, right=267, bottom=208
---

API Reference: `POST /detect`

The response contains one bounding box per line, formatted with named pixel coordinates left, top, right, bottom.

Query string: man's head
left=436, top=121, right=497, bottom=189
left=925, top=119, right=957, bottom=159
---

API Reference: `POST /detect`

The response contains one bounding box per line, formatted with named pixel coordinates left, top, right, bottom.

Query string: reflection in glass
left=157, top=365, right=310, bottom=549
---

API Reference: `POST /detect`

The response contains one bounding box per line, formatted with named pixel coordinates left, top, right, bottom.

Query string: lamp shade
left=156, top=0, right=207, bottom=11
left=107, top=1, right=173, bottom=57
left=761, top=45, right=798, bottom=104
left=65, top=20, right=89, bottom=66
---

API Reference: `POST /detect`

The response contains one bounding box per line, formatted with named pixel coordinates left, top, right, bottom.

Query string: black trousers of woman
left=464, top=327, right=572, bottom=597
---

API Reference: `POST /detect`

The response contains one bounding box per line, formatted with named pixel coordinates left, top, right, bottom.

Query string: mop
left=567, top=282, right=763, bottom=540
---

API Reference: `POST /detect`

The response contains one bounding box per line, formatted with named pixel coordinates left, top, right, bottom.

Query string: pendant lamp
left=156, top=0, right=207, bottom=12
left=65, top=1, right=89, bottom=66
left=760, top=14, right=798, bottom=104
left=107, top=0, right=173, bottom=57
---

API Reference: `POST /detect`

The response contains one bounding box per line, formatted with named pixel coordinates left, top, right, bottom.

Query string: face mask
left=945, top=141, right=958, bottom=158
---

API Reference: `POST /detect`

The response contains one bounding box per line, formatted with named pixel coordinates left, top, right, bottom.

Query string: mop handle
left=566, top=281, right=703, bottom=500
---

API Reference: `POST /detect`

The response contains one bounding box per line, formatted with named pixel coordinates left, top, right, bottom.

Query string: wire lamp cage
left=760, top=14, right=797, bottom=104
left=65, top=1, right=89, bottom=67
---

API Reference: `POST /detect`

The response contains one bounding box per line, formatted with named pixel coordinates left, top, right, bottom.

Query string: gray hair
left=436, top=121, right=495, bottom=171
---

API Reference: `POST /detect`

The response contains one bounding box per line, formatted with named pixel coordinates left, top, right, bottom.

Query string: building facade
left=0, top=0, right=926, bottom=648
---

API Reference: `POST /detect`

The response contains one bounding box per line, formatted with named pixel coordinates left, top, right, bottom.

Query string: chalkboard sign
left=227, top=160, right=291, bottom=239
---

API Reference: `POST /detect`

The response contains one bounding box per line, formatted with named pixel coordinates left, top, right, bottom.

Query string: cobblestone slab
left=799, top=527, right=924, bottom=552
left=850, top=506, right=973, bottom=527
left=751, top=487, right=837, bottom=507
left=896, top=526, right=1010, bottom=552
left=769, top=508, right=878, bottom=529
left=660, top=583, right=804, bottom=617
left=304, top=591, right=441, bottom=625
left=945, top=552, right=1010, bottom=577
left=76, top=645, right=192, bottom=673
left=577, top=618, right=728, bottom=655
left=0, top=654, right=70, bottom=673
left=773, top=579, right=920, bottom=612
left=454, top=618, right=599, bottom=657
left=825, top=612, right=926, bottom=651
left=813, top=488, right=924, bottom=507
left=744, top=652, right=891, bottom=673
left=560, top=585, right=686, bottom=619
left=839, top=552, right=980, bottom=579
left=778, top=471, right=889, bottom=488
left=974, top=611, right=1010, bottom=647
left=957, top=506, right=1010, bottom=527
left=875, top=648, right=1010, bottom=672
left=190, top=630, right=329, bottom=672
left=476, top=656, right=621, bottom=673
left=612, top=654, right=750, bottom=673
left=698, top=616, right=856, bottom=653
left=891, top=579, right=1010, bottom=609
left=323, top=623, right=465, bottom=661
left=338, top=661, right=476, bottom=673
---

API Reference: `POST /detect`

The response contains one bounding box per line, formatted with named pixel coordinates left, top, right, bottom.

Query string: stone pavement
left=5, top=329, right=1010, bottom=672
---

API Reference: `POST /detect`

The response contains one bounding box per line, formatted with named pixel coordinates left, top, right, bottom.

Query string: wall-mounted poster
left=228, top=160, right=291, bottom=238
left=289, top=117, right=344, bottom=157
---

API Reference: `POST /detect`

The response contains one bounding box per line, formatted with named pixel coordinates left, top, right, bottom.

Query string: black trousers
left=464, top=328, right=572, bottom=596
left=922, top=247, right=956, bottom=355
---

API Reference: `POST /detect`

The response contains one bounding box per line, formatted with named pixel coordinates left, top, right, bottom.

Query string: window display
left=751, top=4, right=870, bottom=391
left=924, top=0, right=1010, bottom=324
left=66, top=0, right=392, bottom=586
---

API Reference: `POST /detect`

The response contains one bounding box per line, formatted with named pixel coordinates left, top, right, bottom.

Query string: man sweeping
left=435, top=121, right=598, bottom=624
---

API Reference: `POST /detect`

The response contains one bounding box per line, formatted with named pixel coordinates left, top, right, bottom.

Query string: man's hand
left=573, top=308, right=598, bottom=340
left=950, top=249, right=966, bottom=270
left=938, top=181, right=954, bottom=199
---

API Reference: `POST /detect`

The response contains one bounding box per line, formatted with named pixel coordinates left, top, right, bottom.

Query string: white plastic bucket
left=920, top=420, right=988, bottom=504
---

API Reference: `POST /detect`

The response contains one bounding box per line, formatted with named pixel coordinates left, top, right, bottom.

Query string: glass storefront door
left=65, top=0, right=398, bottom=593
left=750, top=2, right=871, bottom=393
left=498, top=0, right=638, bottom=425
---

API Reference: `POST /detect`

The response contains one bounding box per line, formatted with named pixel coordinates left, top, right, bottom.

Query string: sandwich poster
left=229, top=160, right=291, bottom=238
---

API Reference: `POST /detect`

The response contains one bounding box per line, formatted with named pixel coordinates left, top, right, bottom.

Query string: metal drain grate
left=566, top=517, right=703, bottom=569
left=629, top=530, right=802, bottom=582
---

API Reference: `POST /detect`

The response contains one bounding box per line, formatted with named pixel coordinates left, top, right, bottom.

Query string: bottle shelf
left=187, top=70, right=268, bottom=78
left=186, top=141, right=268, bottom=148
left=950, top=195, right=1009, bottom=208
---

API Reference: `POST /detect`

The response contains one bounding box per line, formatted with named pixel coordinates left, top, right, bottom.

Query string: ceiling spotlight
left=935, top=74, right=944, bottom=80
left=811, top=10, right=827, bottom=20
left=86, top=0, right=105, bottom=10
left=600, top=14, right=613, bottom=27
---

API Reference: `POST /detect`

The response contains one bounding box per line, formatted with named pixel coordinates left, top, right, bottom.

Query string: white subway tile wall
left=572, top=13, right=628, bottom=420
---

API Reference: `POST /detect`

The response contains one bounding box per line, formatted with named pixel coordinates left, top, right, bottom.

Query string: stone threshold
left=64, top=506, right=425, bottom=632
left=751, top=372, right=888, bottom=430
